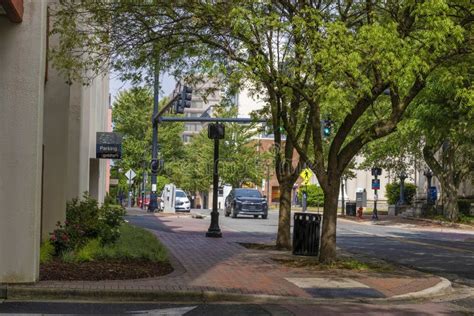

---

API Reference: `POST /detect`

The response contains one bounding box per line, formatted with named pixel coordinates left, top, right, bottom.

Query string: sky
left=109, top=72, right=177, bottom=105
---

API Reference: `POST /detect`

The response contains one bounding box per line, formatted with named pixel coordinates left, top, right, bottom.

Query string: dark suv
left=224, top=188, right=268, bottom=219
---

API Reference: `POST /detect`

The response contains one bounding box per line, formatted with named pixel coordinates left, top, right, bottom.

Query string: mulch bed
left=40, top=259, right=173, bottom=281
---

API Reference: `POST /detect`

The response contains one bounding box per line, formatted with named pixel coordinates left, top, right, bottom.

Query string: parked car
left=174, top=189, right=191, bottom=212
left=224, top=188, right=268, bottom=219
left=137, top=194, right=150, bottom=208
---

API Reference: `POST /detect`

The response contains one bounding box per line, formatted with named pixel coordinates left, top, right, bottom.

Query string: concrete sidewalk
left=5, top=209, right=451, bottom=303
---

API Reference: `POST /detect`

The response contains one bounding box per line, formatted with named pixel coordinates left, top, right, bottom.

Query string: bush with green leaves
left=385, top=182, right=417, bottom=205
left=47, top=193, right=127, bottom=256
left=98, top=204, right=126, bottom=245
left=104, top=192, right=118, bottom=205
left=298, top=184, right=324, bottom=207
left=66, top=192, right=100, bottom=239
left=458, top=199, right=473, bottom=216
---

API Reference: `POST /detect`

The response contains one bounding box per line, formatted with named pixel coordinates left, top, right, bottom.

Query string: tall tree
left=112, top=87, right=184, bottom=192
left=51, top=1, right=473, bottom=261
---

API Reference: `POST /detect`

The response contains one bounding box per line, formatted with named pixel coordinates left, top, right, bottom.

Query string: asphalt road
left=0, top=300, right=468, bottom=315
left=190, top=209, right=474, bottom=286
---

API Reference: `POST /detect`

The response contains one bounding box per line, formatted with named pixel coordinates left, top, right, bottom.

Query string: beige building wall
left=0, top=0, right=47, bottom=283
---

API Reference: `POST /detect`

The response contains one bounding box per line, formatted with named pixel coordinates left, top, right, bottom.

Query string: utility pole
left=149, top=60, right=160, bottom=212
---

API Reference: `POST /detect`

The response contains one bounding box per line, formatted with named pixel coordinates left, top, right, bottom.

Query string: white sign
left=152, top=184, right=157, bottom=192
left=125, top=169, right=136, bottom=180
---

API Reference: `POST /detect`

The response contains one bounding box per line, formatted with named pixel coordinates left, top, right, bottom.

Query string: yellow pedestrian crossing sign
left=300, top=168, right=313, bottom=185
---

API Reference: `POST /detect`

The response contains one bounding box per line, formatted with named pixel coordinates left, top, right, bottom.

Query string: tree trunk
left=442, top=179, right=459, bottom=221
left=276, top=183, right=292, bottom=249
left=319, top=184, right=339, bottom=263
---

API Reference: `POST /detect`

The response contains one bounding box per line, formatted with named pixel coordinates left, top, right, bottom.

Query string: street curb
left=401, top=216, right=474, bottom=230
left=389, top=277, right=452, bottom=301
left=6, top=277, right=452, bottom=304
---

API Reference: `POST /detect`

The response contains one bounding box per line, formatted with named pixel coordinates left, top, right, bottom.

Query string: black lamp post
left=398, top=171, right=408, bottom=205
left=424, top=169, right=433, bottom=204
left=206, top=123, right=224, bottom=238
left=141, top=160, right=147, bottom=210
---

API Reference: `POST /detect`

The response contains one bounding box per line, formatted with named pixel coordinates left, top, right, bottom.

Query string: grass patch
left=426, top=214, right=474, bottom=225
left=458, top=214, right=474, bottom=225
left=97, top=224, right=168, bottom=262
left=39, top=241, right=54, bottom=264
left=272, top=256, right=393, bottom=272
left=55, top=223, right=168, bottom=263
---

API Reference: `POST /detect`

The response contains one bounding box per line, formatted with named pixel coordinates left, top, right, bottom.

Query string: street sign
left=125, top=169, right=136, bottom=180
left=96, top=132, right=122, bottom=159
left=110, top=179, right=119, bottom=186
left=300, top=168, right=313, bottom=186
left=371, top=179, right=380, bottom=190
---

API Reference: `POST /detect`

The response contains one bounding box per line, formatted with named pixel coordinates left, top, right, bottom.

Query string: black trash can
left=292, top=212, right=321, bottom=256
left=346, top=202, right=356, bottom=216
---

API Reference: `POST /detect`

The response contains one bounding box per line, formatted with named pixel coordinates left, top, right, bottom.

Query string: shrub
left=98, top=204, right=126, bottom=245
left=385, top=182, right=417, bottom=205
left=458, top=199, right=472, bottom=216
left=49, top=221, right=74, bottom=255
left=66, top=192, right=100, bottom=239
left=40, top=241, right=54, bottom=264
left=104, top=192, right=117, bottom=205
left=298, top=184, right=324, bottom=207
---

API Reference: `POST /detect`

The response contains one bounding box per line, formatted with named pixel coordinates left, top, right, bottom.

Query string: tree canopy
left=51, top=0, right=474, bottom=261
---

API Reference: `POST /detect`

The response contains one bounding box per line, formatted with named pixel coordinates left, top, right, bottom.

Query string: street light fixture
left=398, top=171, right=408, bottom=205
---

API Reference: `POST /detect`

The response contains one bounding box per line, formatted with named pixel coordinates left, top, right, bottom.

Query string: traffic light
left=323, top=120, right=331, bottom=138
left=150, top=159, right=159, bottom=174
left=208, top=123, right=225, bottom=139
left=175, top=85, right=193, bottom=114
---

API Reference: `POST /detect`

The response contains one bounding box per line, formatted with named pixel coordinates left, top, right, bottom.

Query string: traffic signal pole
left=149, top=61, right=160, bottom=212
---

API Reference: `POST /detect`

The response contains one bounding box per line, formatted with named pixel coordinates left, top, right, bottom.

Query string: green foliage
left=98, top=224, right=168, bottom=262
left=39, top=241, right=54, bottom=264
left=177, top=106, right=269, bottom=191
left=298, top=185, right=324, bottom=207
left=385, top=182, right=417, bottom=205
left=458, top=214, right=474, bottom=225
left=112, top=88, right=184, bottom=195
left=98, top=204, right=126, bottom=245
left=49, top=193, right=126, bottom=255
left=104, top=193, right=117, bottom=205
left=75, top=239, right=101, bottom=262
left=50, top=1, right=473, bottom=260
left=54, top=224, right=169, bottom=263
left=60, top=250, right=76, bottom=263
left=66, top=192, right=100, bottom=239
left=458, top=199, right=473, bottom=216
left=49, top=221, right=77, bottom=255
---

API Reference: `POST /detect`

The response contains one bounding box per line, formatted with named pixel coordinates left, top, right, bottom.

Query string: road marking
left=340, top=227, right=474, bottom=255
left=131, top=305, right=198, bottom=315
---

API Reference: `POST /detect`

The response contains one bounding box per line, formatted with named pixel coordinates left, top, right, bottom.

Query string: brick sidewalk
left=9, top=211, right=446, bottom=301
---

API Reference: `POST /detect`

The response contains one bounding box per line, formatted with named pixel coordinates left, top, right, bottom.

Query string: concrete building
left=0, top=0, right=110, bottom=283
